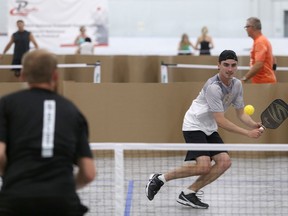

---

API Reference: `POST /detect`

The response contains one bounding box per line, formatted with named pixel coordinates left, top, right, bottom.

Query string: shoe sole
left=176, top=197, right=208, bottom=209
left=145, top=174, right=158, bottom=201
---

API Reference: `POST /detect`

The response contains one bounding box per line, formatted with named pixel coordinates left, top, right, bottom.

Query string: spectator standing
left=74, top=26, right=89, bottom=45
left=195, top=26, right=214, bottom=55
left=76, top=37, right=94, bottom=55
left=242, top=17, right=277, bottom=83
left=178, top=33, right=195, bottom=55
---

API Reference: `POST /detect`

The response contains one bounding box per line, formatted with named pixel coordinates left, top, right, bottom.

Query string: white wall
left=108, top=0, right=288, bottom=38
left=272, top=0, right=288, bottom=37
left=0, top=0, right=8, bottom=35
left=109, top=0, right=250, bottom=37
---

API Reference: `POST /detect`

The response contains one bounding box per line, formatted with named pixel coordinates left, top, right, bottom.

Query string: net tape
left=0, top=63, right=101, bottom=83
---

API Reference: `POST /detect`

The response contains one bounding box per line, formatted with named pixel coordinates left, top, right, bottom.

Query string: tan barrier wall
left=0, top=82, right=286, bottom=144
left=274, top=56, right=288, bottom=82
left=62, top=82, right=288, bottom=144
left=1, top=55, right=287, bottom=83
left=0, top=83, right=28, bottom=95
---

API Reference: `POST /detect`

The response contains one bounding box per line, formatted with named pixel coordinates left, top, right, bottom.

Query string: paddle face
left=261, top=99, right=288, bottom=129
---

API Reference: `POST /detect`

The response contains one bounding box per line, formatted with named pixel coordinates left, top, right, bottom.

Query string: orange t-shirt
left=250, top=35, right=277, bottom=84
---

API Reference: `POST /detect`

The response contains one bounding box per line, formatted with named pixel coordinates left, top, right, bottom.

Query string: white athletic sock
left=158, top=174, right=166, bottom=183
left=183, top=188, right=196, bottom=195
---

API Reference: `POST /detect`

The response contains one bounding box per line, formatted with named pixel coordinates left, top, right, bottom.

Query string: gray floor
left=77, top=152, right=288, bottom=216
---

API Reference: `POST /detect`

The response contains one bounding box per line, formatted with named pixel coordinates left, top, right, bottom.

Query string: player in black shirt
left=0, top=49, right=96, bottom=216
left=0, top=20, right=39, bottom=77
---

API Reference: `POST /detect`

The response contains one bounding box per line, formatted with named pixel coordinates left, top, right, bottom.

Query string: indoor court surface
left=77, top=151, right=288, bottom=216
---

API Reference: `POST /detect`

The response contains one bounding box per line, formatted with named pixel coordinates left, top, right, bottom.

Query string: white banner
left=8, top=0, right=109, bottom=51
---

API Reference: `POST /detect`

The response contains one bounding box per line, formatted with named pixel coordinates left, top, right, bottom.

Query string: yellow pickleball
left=244, top=105, right=255, bottom=115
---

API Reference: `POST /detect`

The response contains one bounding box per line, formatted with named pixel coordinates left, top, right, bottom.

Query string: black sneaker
left=145, top=173, right=164, bottom=201
left=176, top=191, right=209, bottom=209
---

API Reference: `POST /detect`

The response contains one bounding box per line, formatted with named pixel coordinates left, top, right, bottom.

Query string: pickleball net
left=160, top=63, right=288, bottom=83
left=75, top=143, right=288, bottom=216
left=0, top=63, right=101, bottom=83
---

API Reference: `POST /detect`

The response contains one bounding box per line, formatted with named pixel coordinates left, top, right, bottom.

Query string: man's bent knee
left=213, top=153, right=232, bottom=172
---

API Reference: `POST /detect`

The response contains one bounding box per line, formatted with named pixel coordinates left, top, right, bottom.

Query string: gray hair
left=247, top=17, right=262, bottom=30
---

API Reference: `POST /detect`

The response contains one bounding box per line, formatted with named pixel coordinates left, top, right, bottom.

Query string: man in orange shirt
left=242, top=17, right=277, bottom=84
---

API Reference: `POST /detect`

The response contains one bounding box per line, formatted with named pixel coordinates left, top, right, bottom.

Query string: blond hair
left=202, top=26, right=208, bottom=34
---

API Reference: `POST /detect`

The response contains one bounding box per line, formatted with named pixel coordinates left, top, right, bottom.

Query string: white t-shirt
left=79, top=42, right=94, bottom=54
left=182, top=74, right=244, bottom=135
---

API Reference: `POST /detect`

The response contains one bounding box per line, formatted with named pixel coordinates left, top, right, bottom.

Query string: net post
left=114, top=145, right=125, bottom=216
left=93, top=61, right=101, bottom=83
left=160, top=62, right=168, bottom=83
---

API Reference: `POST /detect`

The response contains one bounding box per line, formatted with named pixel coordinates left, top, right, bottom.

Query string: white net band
left=0, top=63, right=101, bottom=83
left=160, top=63, right=288, bottom=83
left=90, top=143, right=288, bottom=151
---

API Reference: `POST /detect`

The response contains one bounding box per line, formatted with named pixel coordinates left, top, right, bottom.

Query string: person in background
left=0, top=49, right=96, bottom=216
left=195, top=26, right=214, bottom=55
left=0, top=20, right=39, bottom=77
left=76, top=37, right=94, bottom=55
left=74, top=26, right=89, bottom=45
left=145, top=50, right=263, bottom=209
left=178, top=33, right=196, bottom=55
left=241, top=17, right=277, bottom=84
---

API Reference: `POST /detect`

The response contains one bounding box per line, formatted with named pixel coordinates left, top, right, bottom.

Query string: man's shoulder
left=206, top=74, right=220, bottom=85
left=1, top=89, right=28, bottom=98
left=255, top=34, right=270, bottom=44
left=203, top=76, right=222, bottom=94
left=12, top=30, right=30, bottom=38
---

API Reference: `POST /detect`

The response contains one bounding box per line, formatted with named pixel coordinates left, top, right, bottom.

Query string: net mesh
left=76, top=143, right=288, bottom=216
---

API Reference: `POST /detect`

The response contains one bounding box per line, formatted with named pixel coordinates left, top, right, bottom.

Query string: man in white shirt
left=76, top=37, right=94, bottom=55
left=145, top=50, right=264, bottom=209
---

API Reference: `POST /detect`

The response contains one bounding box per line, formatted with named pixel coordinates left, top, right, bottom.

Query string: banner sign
left=8, top=0, right=109, bottom=50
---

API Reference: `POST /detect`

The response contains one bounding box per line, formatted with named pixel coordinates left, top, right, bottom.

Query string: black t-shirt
left=0, top=88, right=93, bottom=197
left=12, top=30, right=30, bottom=61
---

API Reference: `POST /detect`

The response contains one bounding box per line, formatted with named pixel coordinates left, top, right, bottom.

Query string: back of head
left=218, top=50, right=238, bottom=63
left=22, top=49, right=57, bottom=84
left=85, top=37, right=92, bottom=42
left=201, top=26, right=208, bottom=35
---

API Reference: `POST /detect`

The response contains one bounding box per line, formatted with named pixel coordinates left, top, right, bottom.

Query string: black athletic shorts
left=183, top=130, right=228, bottom=161
left=0, top=194, right=88, bottom=216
